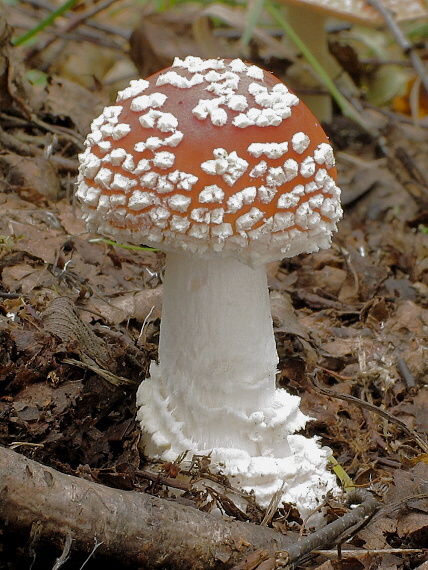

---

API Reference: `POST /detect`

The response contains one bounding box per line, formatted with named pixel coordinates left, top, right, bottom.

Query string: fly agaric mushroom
left=278, top=0, right=428, bottom=122
left=77, top=56, right=342, bottom=517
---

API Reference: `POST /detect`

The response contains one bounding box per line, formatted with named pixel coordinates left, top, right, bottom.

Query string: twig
left=311, top=371, right=428, bottom=454
left=395, top=146, right=428, bottom=188
left=18, top=0, right=130, bottom=39
left=63, top=357, right=136, bottom=386
left=367, top=0, right=428, bottom=94
left=279, top=489, right=380, bottom=567
left=233, top=490, right=380, bottom=569
left=0, top=111, right=84, bottom=148
left=313, top=547, right=428, bottom=557
left=260, top=482, right=285, bottom=526
left=29, top=114, right=84, bottom=148
left=0, top=124, right=36, bottom=156
left=231, top=549, right=272, bottom=570
left=79, top=538, right=104, bottom=570
left=54, top=0, right=122, bottom=37
left=369, top=493, right=428, bottom=529
left=0, top=123, right=80, bottom=169
left=396, top=355, right=416, bottom=388
left=135, top=468, right=191, bottom=492
left=52, top=530, right=73, bottom=570
left=362, top=101, right=428, bottom=128
left=0, top=291, right=24, bottom=299
left=23, top=0, right=121, bottom=60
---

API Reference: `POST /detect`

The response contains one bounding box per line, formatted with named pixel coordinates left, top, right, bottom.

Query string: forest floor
left=1, top=2, right=428, bottom=569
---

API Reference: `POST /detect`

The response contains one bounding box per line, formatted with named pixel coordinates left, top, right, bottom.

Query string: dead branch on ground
left=0, top=446, right=381, bottom=569
left=0, top=446, right=296, bottom=568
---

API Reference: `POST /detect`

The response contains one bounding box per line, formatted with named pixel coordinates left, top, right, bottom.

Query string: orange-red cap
left=77, top=57, right=342, bottom=265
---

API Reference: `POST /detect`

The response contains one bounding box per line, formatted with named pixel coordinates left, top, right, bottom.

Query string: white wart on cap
left=77, top=56, right=342, bottom=265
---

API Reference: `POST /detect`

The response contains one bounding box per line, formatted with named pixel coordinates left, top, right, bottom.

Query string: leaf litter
left=1, top=1, right=428, bottom=568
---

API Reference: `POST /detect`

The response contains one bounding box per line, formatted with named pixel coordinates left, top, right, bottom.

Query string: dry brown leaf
left=45, top=77, right=104, bottom=136
left=397, top=512, right=428, bottom=540
left=2, top=265, right=53, bottom=294
left=86, top=288, right=162, bottom=326
left=12, top=380, right=83, bottom=420
left=0, top=154, right=60, bottom=204
left=56, top=200, right=87, bottom=236
left=10, top=224, right=66, bottom=266
left=393, top=389, right=428, bottom=436
left=270, top=291, right=308, bottom=339
left=297, top=265, right=347, bottom=297
left=129, top=5, right=225, bottom=78
left=321, top=338, right=359, bottom=358
left=357, top=517, right=397, bottom=549
left=389, top=301, right=428, bottom=336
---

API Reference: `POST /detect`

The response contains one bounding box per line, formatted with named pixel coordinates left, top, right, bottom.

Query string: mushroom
left=276, top=0, right=428, bottom=122
left=77, top=56, right=342, bottom=518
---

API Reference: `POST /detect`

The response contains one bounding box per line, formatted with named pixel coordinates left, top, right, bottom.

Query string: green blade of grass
left=12, top=0, right=80, bottom=46
left=241, top=0, right=266, bottom=49
left=329, top=456, right=355, bottom=492
left=88, top=238, right=157, bottom=252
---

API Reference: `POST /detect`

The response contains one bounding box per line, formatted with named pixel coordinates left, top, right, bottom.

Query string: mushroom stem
left=139, top=252, right=287, bottom=454
left=136, top=253, right=338, bottom=516
left=159, top=253, right=278, bottom=412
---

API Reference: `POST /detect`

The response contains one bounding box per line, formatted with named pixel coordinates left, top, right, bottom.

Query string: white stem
left=158, top=252, right=278, bottom=412
left=136, top=252, right=338, bottom=515
left=139, top=252, right=293, bottom=455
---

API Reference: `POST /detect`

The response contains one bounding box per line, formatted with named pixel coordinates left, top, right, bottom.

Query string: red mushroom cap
left=77, top=57, right=342, bottom=265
